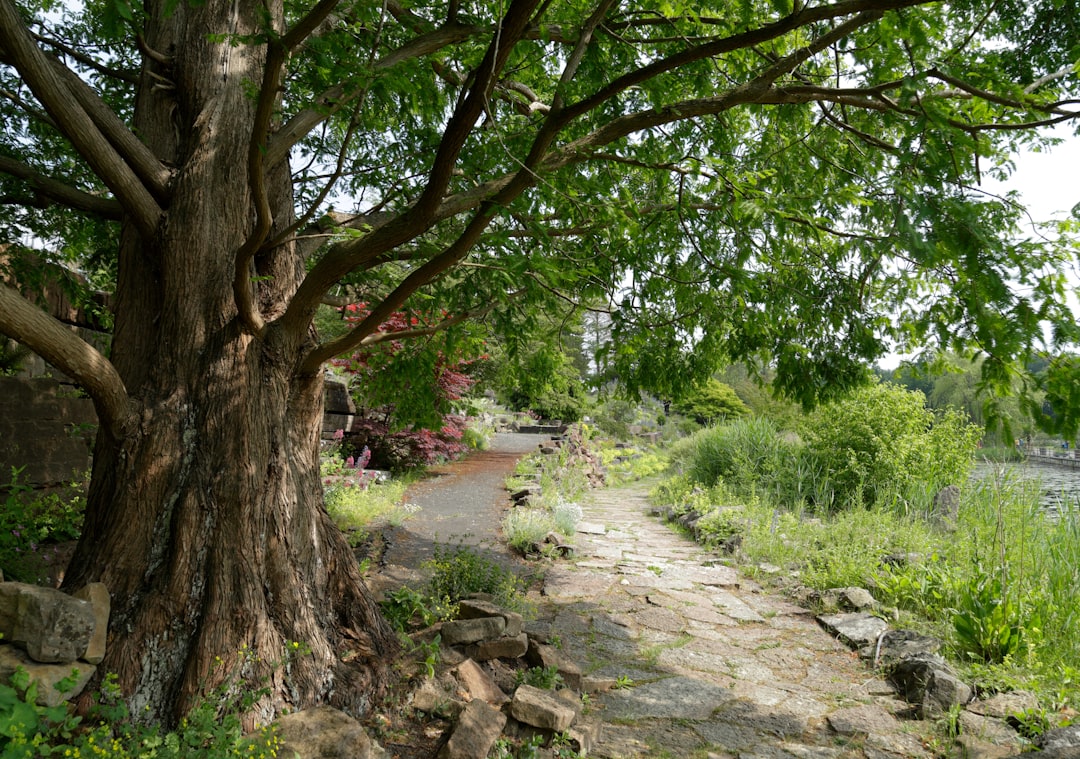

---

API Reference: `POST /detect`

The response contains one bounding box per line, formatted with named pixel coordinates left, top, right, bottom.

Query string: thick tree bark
left=58, top=0, right=399, bottom=725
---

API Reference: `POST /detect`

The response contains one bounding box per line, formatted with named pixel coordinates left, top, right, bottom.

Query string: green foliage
left=0, top=342, right=30, bottom=376
left=503, top=507, right=558, bottom=554
left=0, top=669, right=282, bottom=758
left=673, top=379, right=750, bottom=425
left=953, top=574, right=1040, bottom=664
left=670, top=417, right=797, bottom=500
left=496, top=344, right=587, bottom=423
left=515, top=666, right=564, bottom=690
left=651, top=450, right=1080, bottom=710
left=425, top=543, right=532, bottom=616
left=0, top=468, right=84, bottom=584
left=322, top=471, right=416, bottom=546
left=800, top=382, right=982, bottom=510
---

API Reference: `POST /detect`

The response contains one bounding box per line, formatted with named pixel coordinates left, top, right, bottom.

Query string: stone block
left=452, top=658, right=509, bottom=706
left=275, top=706, right=386, bottom=759
left=466, top=632, right=528, bottom=661
left=457, top=599, right=523, bottom=637
left=0, top=645, right=95, bottom=707
left=525, top=639, right=583, bottom=691
left=0, top=582, right=96, bottom=663
left=72, top=583, right=110, bottom=664
left=510, top=684, right=576, bottom=732
left=441, top=616, right=505, bottom=646
left=817, top=612, right=888, bottom=649
left=437, top=698, right=507, bottom=759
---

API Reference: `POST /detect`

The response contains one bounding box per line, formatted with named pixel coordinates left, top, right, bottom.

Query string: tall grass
left=652, top=428, right=1080, bottom=709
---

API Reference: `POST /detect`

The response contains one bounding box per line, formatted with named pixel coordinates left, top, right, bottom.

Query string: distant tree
left=674, top=378, right=751, bottom=425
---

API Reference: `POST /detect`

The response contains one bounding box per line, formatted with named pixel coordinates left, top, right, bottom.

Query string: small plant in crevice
left=514, top=665, right=564, bottom=690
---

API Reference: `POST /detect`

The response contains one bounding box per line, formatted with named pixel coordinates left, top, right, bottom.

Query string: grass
left=650, top=435, right=1080, bottom=729
left=324, top=473, right=419, bottom=544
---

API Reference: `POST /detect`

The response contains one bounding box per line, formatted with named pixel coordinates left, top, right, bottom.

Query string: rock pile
left=0, top=580, right=110, bottom=707
left=406, top=596, right=601, bottom=759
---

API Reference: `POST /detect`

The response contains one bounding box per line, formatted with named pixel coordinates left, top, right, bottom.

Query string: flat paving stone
left=600, top=676, right=738, bottom=720
left=542, top=567, right=616, bottom=598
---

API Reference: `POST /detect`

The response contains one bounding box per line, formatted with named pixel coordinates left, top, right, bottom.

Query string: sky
left=985, top=123, right=1080, bottom=223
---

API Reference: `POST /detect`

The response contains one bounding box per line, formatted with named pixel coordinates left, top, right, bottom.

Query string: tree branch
left=0, top=0, right=163, bottom=237
left=266, top=21, right=484, bottom=166
left=52, top=63, right=172, bottom=200
left=283, top=0, right=542, bottom=344
left=0, top=282, right=132, bottom=438
left=0, top=156, right=124, bottom=218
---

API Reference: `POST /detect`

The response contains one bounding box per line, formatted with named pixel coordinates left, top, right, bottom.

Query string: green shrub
left=676, top=417, right=796, bottom=499
left=426, top=543, right=532, bottom=616
left=324, top=475, right=415, bottom=545
left=800, top=382, right=981, bottom=511
left=0, top=669, right=282, bottom=759
left=0, top=468, right=84, bottom=584
left=503, top=508, right=557, bottom=554
left=673, top=378, right=750, bottom=425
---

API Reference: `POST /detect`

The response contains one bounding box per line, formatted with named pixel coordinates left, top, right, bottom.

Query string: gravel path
left=372, top=432, right=546, bottom=591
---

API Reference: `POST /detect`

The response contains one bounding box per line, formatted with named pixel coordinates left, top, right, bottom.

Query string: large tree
left=0, top=0, right=1077, bottom=724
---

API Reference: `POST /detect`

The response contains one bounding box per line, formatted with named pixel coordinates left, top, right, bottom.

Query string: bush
left=800, top=382, right=982, bottom=510
left=675, top=417, right=797, bottom=499
left=673, top=379, right=750, bottom=425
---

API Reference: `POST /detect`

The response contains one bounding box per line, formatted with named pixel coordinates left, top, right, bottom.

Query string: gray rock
left=452, top=659, right=509, bottom=706
left=889, top=653, right=972, bottom=718
left=820, top=587, right=877, bottom=611
left=72, top=583, right=110, bottom=665
left=275, top=707, right=386, bottom=759
left=958, top=710, right=1022, bottom=747
left=601, top=676, right=736, bottom=720
left=410, top=676, right=465, bottom=717
left=465, top=632, right=529, bottom=661
left=874, top=629, right=942, bottom=667
left=457, top=599, right=523, bottom=637
left=526, top=639, right=583, bottom=691
left=0, top=644, right=95, bottom=707
left=0, top=582, right=96, bottom=663
left=817, top=612, right=888, bottom=649
left=510, top=684, right=577, bottom=731
left=1040, top=725, right=1080, bottom=752
left=932, top=485, right=961, bottom=528
left=437, top=698, right=507, bottom=759
left=826, top=704, right=901, bottom=736
left=441, top=616, right=506, bottom=646
left=967, top=690, right=1039, bottom=720
left=954, top=735, right=1022, bottom=759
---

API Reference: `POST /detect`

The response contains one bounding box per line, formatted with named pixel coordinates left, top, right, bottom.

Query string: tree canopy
left=1, top=0, right=1078, bottom=407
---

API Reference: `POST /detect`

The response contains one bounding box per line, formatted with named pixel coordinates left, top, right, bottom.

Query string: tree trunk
left=60, top=0, right=399, bottom=725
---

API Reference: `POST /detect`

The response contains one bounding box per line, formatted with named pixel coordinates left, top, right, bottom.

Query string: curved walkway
left=369, top=438, right=936, bottom=758
left=533, top=482, right=933, bottom=759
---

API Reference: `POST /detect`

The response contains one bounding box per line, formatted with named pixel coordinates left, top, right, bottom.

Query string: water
left=971, top=459, right=1080, bottom=515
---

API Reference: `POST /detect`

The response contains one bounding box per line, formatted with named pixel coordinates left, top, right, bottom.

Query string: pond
left=971, top=458, right=1080, bottom=516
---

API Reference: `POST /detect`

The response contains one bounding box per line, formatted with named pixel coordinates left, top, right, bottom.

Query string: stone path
left=527, top=482, right=935, bottom=759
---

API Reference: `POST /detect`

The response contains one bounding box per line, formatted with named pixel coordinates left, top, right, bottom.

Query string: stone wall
left=0, top=377, right=96, bottom=491
left=1, top=375, right=356, bottom=494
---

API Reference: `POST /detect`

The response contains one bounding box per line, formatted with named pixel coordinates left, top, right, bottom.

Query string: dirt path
left=370, top=432, right=545, bottom=594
